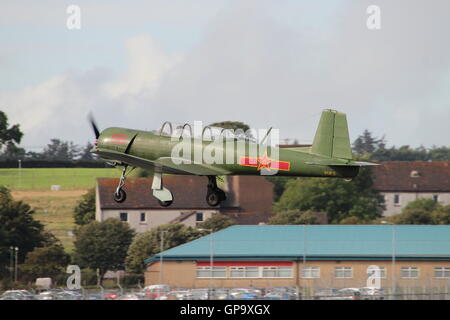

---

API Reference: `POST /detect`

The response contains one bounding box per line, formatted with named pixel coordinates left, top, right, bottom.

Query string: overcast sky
left=1, top=0, right=449, bottom=151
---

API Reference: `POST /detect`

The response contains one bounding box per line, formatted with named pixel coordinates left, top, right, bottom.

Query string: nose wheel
left=206, top=176, right=226, bottom=207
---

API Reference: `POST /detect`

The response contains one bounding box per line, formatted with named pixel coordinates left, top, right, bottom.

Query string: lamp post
left=159, top=230, right=167, bottom=284
left=9, top=246, right=14, bottom=282
left=199, top=228, right=214, bottom=299
left=381, top=221, right=396, bottom=298
left=14, top=247, right=19, bottom=283
left=303, top=224, right=307, bottom=297
left=158, top=230, right=168, bottom=300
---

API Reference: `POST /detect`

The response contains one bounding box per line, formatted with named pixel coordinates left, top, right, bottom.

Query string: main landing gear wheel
left=114, top=188, right=127, bottom=203
left=206, top=176, right=227, bottom=207
left=206, top=191, right=220, bottom=207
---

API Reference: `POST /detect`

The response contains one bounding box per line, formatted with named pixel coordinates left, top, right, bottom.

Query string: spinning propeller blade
left=88, top=113, right=100, bottom=139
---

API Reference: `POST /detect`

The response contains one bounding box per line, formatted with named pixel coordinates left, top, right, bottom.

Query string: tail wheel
left=113, top=188, right=127, bottom=203
left=206, top=191, right=221, bottom=207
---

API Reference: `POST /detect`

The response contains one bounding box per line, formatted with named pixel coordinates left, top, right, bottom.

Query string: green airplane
left=89, top=109, right=375, bottom=207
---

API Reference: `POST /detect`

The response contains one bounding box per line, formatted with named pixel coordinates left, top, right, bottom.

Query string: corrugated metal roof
left=145, top=225, right=450, bottom=264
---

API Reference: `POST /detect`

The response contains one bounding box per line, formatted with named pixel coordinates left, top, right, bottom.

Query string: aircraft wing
left=96, top=149, right=230, bottom=175
left=156, top=157, right=231, bottom=175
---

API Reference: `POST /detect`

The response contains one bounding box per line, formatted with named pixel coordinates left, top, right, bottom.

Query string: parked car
left=314, top=288, right=341, bottom=300
left=1, top=290, right=35, bottom=300
left=334, top=288, right=362, bottom=300
left=142, top=285, right=171, bottom=300
left=359, top=287, right=385, bottom=300
left=102, top=290, right=121, bottom=300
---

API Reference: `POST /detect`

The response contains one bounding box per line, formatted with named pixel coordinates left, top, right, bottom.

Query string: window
left=301, top=267, right=320, bottom=279
left=367, top=267, right=386, bottom=279
left=119, top=212, right=128, bottom=222
left=394, top=194, right=400, bottom=205
left=400, top=267, right=419, bottom=279
left=140, top=212, right=146, bottom=222
left=262, top=266, right=293, bottom=278
left=335, top=267, right=353, bottom=279
left=434, top=267, right=450, bottom=279
left=196, top=266, right=226, bottom=278
left=196, top=212, right=204, bottom=222
left=230, top=267, right=259, bottom=278
left=433, top=195, right=439, bottom=203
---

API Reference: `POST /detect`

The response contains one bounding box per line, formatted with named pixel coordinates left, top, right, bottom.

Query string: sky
left=1, top=0, right=449, bottom=151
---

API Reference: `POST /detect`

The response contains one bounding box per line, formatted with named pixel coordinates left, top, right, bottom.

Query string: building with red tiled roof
left=95, top=176, right=274, bottom=232
left=372, top=161, right=450, bottom=216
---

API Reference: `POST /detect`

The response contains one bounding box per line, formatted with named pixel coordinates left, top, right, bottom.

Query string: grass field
left=0, top=168, right=120, bottom=190
left=11, top=189, right=89, bottom=253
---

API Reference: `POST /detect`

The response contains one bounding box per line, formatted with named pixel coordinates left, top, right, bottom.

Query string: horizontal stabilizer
left=305, top=160, right=379, bottom=167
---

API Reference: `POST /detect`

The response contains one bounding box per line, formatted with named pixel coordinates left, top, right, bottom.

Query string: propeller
left=88, top=113, right=100, bottom=139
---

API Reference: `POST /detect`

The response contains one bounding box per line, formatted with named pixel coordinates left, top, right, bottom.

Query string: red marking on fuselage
left=240, top=156, right=291, bottom=171
left=111, top=133, right=128, bottom=144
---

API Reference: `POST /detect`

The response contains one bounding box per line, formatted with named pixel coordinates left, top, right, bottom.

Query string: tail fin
left=311, top=109, right=353, bottom=160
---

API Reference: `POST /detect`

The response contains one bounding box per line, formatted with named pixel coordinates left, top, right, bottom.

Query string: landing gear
left=206, top=176, right=226, bottom=207
left=113, top=188, right=126, bottom=203
left=152, top=171, right=173, bottom=207
left=113, top=165, right=134, bottom=203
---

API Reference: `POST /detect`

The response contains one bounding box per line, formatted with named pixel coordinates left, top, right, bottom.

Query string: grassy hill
left=12, top=190, right=87, bottom=253
left=2, top=168, right=125, bottom=252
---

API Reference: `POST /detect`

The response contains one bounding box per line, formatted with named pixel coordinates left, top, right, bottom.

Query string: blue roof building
left=144, top=225, right=450, bottom=290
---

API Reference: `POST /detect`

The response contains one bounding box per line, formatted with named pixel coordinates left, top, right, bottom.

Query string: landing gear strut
left=152, top=171, right=173, bottom=207
left=113, top=165, right=135, bottom=203
left=206, top=176, right=226, bottom=207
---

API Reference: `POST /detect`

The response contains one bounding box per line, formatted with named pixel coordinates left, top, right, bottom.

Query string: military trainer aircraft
left=89, top=109, right=375, bottom=207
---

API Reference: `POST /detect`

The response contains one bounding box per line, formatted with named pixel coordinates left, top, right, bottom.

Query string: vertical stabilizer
left=311, top=110, right=353, bottom=160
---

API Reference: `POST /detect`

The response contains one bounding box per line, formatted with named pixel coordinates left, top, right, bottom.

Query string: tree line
left=0, top=110, right=95, bottom=161
left=2, top=110, right=450, bottom=162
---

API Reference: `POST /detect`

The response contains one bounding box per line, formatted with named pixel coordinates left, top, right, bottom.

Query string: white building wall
left=382, top=192, right=450, bottom=217
left=98, top=209, right=218, bottom=232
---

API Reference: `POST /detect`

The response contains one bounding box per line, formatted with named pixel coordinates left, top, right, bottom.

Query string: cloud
left=1, top=0, right=450, bottom=150
left=102, top=35, right=180, bottom=99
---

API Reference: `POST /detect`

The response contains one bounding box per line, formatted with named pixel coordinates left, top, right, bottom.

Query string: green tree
left=21, top=242, right=70, bottom=282
left=274, top=167, right=385, bottom=223
left=208, top=121, right=250, bottom=133
left=0, top=110, right=24, bottom=159
left=339, top=216, right=370, bottom=224
left=0, top=187, right=46, bottom=263
left=385, top=200, right=450, bottom=225
left=264, top=176, right=294, bottom=202
left=431, top=205, right=450, bottom=224
left=125, top=224, right=203, bottom=274
left=197, top=213, right=235, bottom=232
left=390, top=209, right=435, bottom=225
left=42, top=139, right=80, bottom=160
left=404, top=198, right=440, bottom=213
left=73, top=188, right=96, bottom=226
left=352, top=130, right=385, bottom=156
left=79, top=142, right=96, bottom=161
left=269, top=210, right=319, bottom=225
left=73, top=218, right=135, bottom=283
